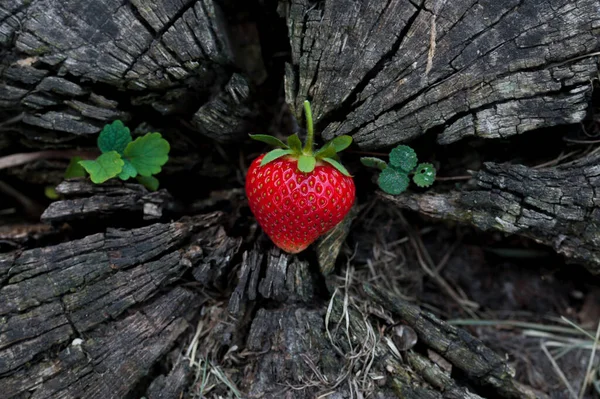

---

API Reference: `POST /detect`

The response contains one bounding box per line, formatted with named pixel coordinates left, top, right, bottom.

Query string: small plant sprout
left=76, top=120, right=170, bottom=191
left=360, top=145, right=436, bottom=195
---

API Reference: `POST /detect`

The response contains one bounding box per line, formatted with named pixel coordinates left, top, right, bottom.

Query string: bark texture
left=0, top=0, right=260, bottom=145
left=41, top=180, right=176, bottom=223
left=0, top=192, right=238, bottom=398
left=282, top=0, right=599, bottom=149
left=233, top=277, right=542, bottom=398
left=381, top=153, right=600, bottom=274
left=1, top=0, right=598, bottom=398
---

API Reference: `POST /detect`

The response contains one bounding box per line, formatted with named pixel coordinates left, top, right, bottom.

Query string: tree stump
left=1, top=0, right=598, bottom=398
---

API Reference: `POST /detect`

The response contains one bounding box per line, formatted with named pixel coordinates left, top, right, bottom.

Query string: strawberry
left=245, top=101, right=356, bottom=253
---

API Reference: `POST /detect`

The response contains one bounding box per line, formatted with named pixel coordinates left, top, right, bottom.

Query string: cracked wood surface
left=236, top=281, right=540, bottom=398
left=41, top=180, right=176, bottom=223
left=0, top=209, right=242, bottom=398
left=283, top=0, right=600, bottom=149
left=380, top=152, right=600, bottom=274
left=0, top=0, right=259, bottom=143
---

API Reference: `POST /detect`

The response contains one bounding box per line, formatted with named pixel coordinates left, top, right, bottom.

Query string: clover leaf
left=118, top=158, right=138, bottom=180
left=377, top=168, right=409, bottom=195
left=79, top=151, right=124, bottom=184
left=123, top=132, right=170, bottom=177
left=136, top=175, right=159, bottom=191
left=360, top=144, right=436, bottom=195
left=413, top=163, right=436, bottom=187
left=98, top=120, right=132, bottom=154
left=65, top=120, right=170, bottom=191
left=389, top=145, right=417, bottom=172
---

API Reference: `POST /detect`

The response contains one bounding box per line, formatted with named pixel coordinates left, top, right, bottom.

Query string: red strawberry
left=245, top=100, right=356, bottom=253
left=246, top=154, right=355, bottom=253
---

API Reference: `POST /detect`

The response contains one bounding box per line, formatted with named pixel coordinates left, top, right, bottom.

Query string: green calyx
left=249, top=100, right=352, bottom=176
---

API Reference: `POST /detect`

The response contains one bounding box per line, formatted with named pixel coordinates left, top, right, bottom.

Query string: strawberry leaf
left=287, top=134, right=302, bottom=153
left=378, top=168, right=409, bottom=195
left=413, top=163, right=436, bottom=187
left=137, top=175, right=159, bottom=191
left=315, top=142, right=337, bottom=159
left=298, top=154, right=316, bottom=173
left=123, top=132, right=170, bottom=177
left=360, top=157, right=387, bottom=171
left=118, top=158, right=138, bottom=180
left=389, top=145, right=417, bottom=173
left=331, top=135, right=352, bottom=152
left=249, top=134, right=288, bottom=149
left=260, top=148, right=294, bottom=166
left=64, top=156, right=87, bottom=178
left=78, top=151, right=124, bottom=184
left=322, top=157, right=351, bottom=177
left=98, top=120, right=132, bottom=154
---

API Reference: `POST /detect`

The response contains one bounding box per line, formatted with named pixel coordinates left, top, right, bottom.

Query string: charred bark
left=0, top=186, right=239, bottom=398
left=0, top=0, right=263, bottom=147
left=282, top=0, right=599, bottom=148
left=381, top=152, right=600, bottom=274
left=1, top=0, right=597, bottom=398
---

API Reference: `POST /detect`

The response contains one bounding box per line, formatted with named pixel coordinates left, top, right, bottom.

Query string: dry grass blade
left=541, top=342, right=578, bottom=399
left=395, top=210, right=479, bottom=317
left=578, top=319, right=600, bottom=399
left=210, top=363, right=242, bottom=398
left=452, top=316, right=598, bottom=398
left=320, top=263, right=382, bottom=398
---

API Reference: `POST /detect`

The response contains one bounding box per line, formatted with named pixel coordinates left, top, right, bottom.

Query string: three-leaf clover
left=76, top=120, right=170, bottom=191
left=360, top=144, right=436, bottom=195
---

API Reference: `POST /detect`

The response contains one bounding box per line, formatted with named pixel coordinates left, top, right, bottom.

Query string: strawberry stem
left=302, top=100, right=314, bottom=155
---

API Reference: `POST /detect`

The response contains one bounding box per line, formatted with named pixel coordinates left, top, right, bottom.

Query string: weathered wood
left=0, top=209, right=242, bottom=398
left=146, top=356, right=192, bottom=399
left=237, top=279, right=538, bottom=399
left=244, top=306, right=350, bottom=399
left=0, top=0, right=260, bottom=145
left=191, top=224, right=243, bottom=288
left=41, top=180, right=176, bottom=223
left=228, top=246, right=315, bottom=316
left=282, top=0, right=599, bottom=148
left=405, top=352, right=485, bottom=399
left=380, top=152, right=600, bottom=274
left=363, top=283, right=543, bottom=399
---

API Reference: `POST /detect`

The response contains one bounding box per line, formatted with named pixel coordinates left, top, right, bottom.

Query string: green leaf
left=413, top=163, right=436, bottom=187
left=297, top=155, right=316, bottom=173
left=315, top=142, right=337, bottom=159
left=249, top=134, right=288, bottom=149
left=44, top=186, right=60, bottom=200
left=331, top=135, right=352, bottom=152
left=64, top=156, right=87, bottom=178
left=389, top=145, right=418, bottom=172
left=260, top=148, right=294, bottom=166
left=377, top=168, right=409, bottom=195
left=137, top=175, right=159, bottom=191
left=322, top=157, right=351, bottom=177
left=360, top=157, right=387, bottom=171
left=98, top=120, right=132, bottom=154
left=123, top=132, right=170, bottom=176
left=287, top=134, right=302, bottom=153
left=118, top=158, right=138, bottom=180
left=78, top=151, right=124, bottom=184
